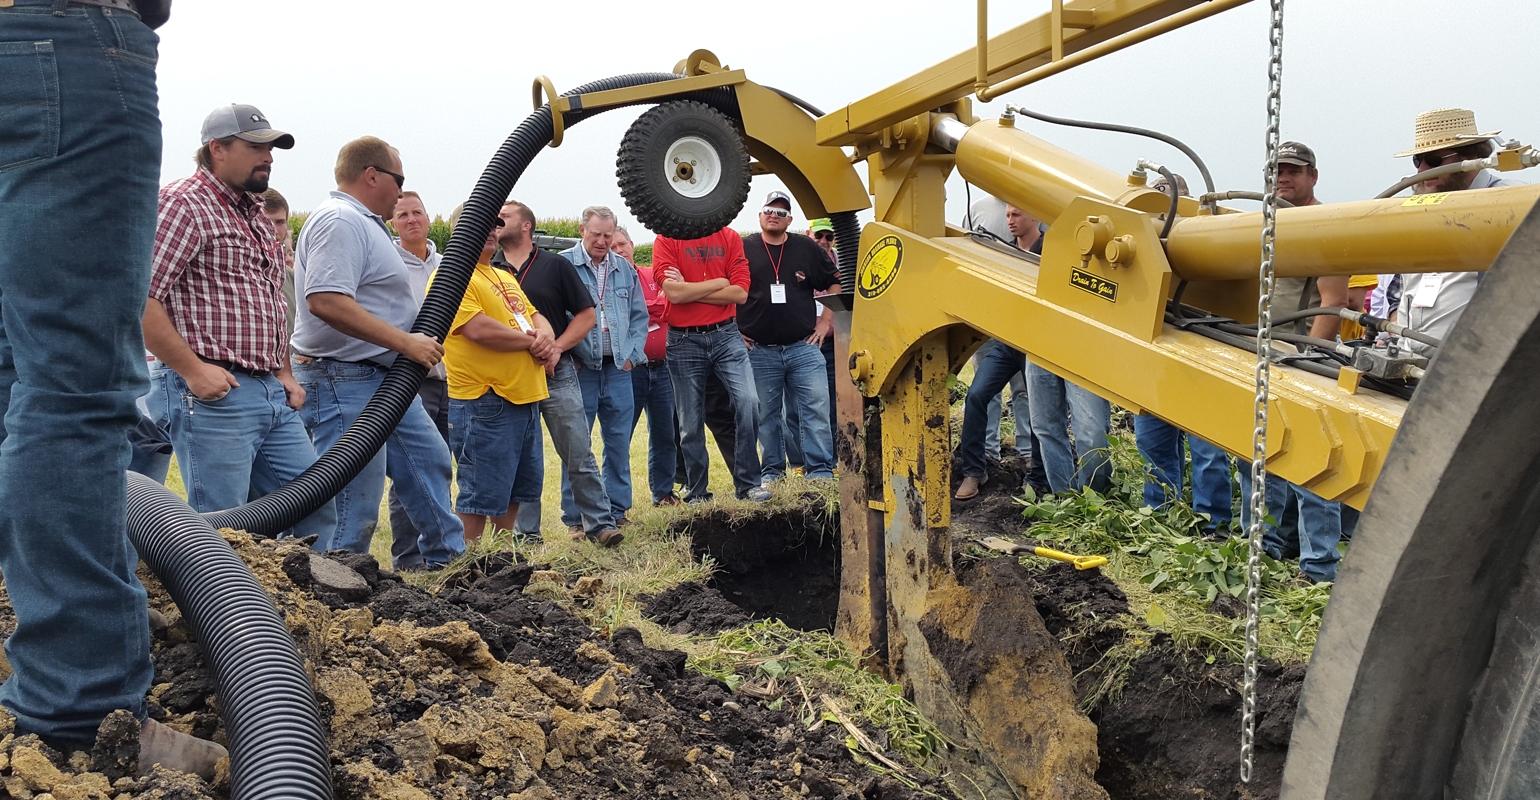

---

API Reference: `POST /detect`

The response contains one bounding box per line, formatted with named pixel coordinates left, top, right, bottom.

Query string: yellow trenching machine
left=530, top=1, right=1540, bottom=796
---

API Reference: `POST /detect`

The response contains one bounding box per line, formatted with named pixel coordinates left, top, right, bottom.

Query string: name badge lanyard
left=488, top=266, right=535, bottom=334
left=763, top=239, right=787, bottom=304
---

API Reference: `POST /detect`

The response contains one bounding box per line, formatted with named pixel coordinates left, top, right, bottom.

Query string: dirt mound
left=638, top=582, right=752, bottom=635
left=674, top=504, right=840, bottom=632
left=30, top=531, right=955, bottom=800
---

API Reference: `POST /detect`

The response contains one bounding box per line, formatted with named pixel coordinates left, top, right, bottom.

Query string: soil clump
left=672, top=502, right=840, bottom=632
left=637, top=582, right=752, bottom=635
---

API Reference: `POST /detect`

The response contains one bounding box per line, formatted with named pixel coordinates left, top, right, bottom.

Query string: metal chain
left=1243, top=0, right=1286, bottom=784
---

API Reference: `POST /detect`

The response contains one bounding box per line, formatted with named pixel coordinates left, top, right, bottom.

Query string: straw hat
left=1394, top=108, right=1501, bottom=157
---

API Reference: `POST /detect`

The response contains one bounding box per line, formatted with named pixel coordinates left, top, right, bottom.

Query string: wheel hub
left=664, top=136, right=720, bottom=199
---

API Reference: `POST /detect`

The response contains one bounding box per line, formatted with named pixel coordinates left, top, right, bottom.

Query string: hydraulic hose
left=127, top=472, right=331, bottom=800
left=1195, top=190, right=1295, bottom=209
left=1007, top=104, right=1217, bottom=206
left=207, top=72, right=737, bottom=535
left=1375, top=157, right=1493, bottom=199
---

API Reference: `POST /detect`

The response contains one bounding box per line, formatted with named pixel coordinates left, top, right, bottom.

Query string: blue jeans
left=292, top=358, right=464, bottom=567
left=1027, top=363, right=1113, bottom=495
left=1238, top=471, right=1343, bottom=582
left=961, top=342, right=1031, bottom=478
left=782, top=336, right=839, bottom=469
left=750, top=341, right=835, bottom=480
left=667, top=323, right=763, bottom=500
left=631, top=362, right=678, bottom=502
left=985, top=371, right=1033, bottom=460
left=447, top=391, right=541, bottom=517
left=146, top=367, right=337, bottom=545
left=1133, top=414, right=1234, bottom=530
left=387, top=377, right=448, bottom=568
left=514, top=356, right=612, bottom=536
left=0, top=1, right=159, bottom=747
left=560, top=358, right=635, bottom=525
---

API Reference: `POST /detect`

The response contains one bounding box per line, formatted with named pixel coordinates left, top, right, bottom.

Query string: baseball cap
left=1276, top=141, right=1315, bottom=168
left=200, top=104, right=295, bottom=149
left=809, top=218, right=834, bottom=233
left=764, top=190, right=793, bottom=209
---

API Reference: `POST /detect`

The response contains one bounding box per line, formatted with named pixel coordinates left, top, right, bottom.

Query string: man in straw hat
left=1395, top=108, right=1522, bottom=352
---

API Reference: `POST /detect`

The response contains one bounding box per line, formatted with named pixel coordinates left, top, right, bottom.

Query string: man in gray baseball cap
left=200, top=103, right=295, bottom=149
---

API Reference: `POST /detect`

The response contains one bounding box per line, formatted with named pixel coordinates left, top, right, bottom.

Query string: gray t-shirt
left=291, top=191, right=420, bottom=363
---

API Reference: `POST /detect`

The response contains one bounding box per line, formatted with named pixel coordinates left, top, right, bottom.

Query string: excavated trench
left=669, top=502, right=841, bottom=633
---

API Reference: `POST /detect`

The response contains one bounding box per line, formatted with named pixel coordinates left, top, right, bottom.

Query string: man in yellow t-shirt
left=431, top=209, right=559, bottom=542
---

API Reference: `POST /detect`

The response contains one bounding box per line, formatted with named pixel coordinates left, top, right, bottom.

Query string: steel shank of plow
left=1282, top=202, right=1540, bottom=799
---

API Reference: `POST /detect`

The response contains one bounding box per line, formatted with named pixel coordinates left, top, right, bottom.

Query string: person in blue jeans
left=1239, top=470, right=1343, bottom=583
left=0, top=0, right=225, bottom=772
left=291, top=136, right=464, bottom=569
left=558, top=207, right=649, bottom=526
left=492, top=201, right=617, bottom=543
left=142, top=103, right=337, bottom=546
left=984, top=371, right=1033, bottom=462
left=1133, top=415, right=1234, bottom=534
left=958, top=341, right=1050, bottom=498
left=613, top=229, right=681, bottom=506
left=653, top=226, right=771, bottom=503
left=741, top=193, right=840, bottom=481
left=1028, top=362, right=1114, bottom=495
left=957, top=207, right=1051, bottom=499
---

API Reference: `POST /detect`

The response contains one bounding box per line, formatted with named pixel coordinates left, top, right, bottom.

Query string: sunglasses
left=371, top=165, right=406, bottom=189
left=813, top=231, right=835, bottom=241
left=761, top=206, right=791, bottom=219
left=1413, top=151, right=1462, bottom=170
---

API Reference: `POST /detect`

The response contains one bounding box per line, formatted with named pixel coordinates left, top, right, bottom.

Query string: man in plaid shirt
left=143, top=104, right=337, bottom=544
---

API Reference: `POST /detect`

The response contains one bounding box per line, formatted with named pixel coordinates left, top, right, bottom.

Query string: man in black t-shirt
left=741, top=192, right=840, bottom=481
left=492, top=201, right=619, bottom=544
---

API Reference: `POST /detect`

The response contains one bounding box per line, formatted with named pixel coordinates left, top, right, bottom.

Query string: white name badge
left=770, top=283, right=788, bottom=304
left=512, top=313, right=534, bottom=334
left=1412, top=273, right=1443, bottom=308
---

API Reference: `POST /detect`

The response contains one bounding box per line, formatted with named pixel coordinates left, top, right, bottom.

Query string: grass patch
left=1009, top=426, right=1330, bottom=665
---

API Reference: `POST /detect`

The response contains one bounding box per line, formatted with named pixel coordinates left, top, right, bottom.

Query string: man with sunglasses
left=145, top=104, right=340, bottom=549
left=291, top=136, right=465, bottom=570
left=741, top=192, right=840, bottom=482
left=1395, top=108, right=1520, bottom=354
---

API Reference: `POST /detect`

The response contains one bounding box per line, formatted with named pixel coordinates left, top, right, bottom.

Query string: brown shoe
left=954, top=474, right=987, bottom=500
left=594, top=528, right=624, bottom=548
left=568, top=525, right=586, bottom=542
left=138, top=718, right=227, bottom=780
left=654, top=495, right=683, bottom=507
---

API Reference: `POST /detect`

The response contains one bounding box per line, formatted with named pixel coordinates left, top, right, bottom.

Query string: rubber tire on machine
left=1282, top=200, right=1540, bottom=800
left=617, top=100, right=750, bottom=240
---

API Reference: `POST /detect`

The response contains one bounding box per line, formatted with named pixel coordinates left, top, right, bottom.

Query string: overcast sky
left=155, top=0, right=1538, bottom=242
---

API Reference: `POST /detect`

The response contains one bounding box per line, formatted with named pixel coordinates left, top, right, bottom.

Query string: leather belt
left=644, top=359, right=668, bottom=368
left=68, top=0, right=140, bottom=15
left=200, top=357, right=271, bottom=379
left=670, top=320, right=733, bottom=334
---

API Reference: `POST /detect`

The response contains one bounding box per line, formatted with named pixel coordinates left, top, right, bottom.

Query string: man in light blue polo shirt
left=291, top=135, right=464, bottom=570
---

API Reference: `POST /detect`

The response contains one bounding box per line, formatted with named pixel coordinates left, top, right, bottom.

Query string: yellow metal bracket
left=531, top=75, right=567, bottom=148
left=1037, top=197, right=1172, bottom=342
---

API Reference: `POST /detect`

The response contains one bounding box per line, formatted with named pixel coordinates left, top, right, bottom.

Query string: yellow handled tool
left=981, top=536, right=1109, bottom=571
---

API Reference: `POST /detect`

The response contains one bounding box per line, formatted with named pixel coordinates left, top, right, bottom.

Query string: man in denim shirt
left=557, top=207, right=650, bottom=526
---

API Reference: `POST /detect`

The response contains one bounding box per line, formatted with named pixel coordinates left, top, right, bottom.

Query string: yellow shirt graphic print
left=431, top=263, right=549, bottom=405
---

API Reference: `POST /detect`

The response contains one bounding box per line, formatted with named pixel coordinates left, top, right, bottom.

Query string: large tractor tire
left=1283, top=201, right=1540, bottom=800
left=617, top=100, right=750, bottom=241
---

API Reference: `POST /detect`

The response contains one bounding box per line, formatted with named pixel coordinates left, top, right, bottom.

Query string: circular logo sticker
left=858, top=235, right=903, bottom=299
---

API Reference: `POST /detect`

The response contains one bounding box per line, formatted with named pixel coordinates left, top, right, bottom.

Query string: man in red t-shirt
left=653, top=227, right=771, bottom=503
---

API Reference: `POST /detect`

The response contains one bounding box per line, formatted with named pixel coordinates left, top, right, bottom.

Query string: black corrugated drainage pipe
left=126, top=472, right=332, bottom=800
